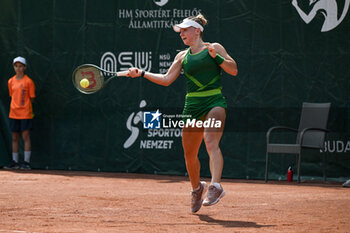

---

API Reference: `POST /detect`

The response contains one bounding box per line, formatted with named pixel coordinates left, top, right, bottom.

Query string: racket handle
left=117, top=70, right=130, bottom=77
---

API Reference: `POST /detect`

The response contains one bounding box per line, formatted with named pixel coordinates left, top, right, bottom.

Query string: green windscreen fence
left=1, top=0, right=349, bottom=181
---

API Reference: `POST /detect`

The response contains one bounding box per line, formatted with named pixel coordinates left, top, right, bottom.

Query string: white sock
left=210, top=182, right=222, bottom=190
left=24, top=151, right=31, bottom=163
left=12, top=152, right=19, bottom=163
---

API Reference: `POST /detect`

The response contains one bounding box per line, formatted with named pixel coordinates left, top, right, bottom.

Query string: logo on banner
left=100, top=52, right=117, bottom=76
left=101, top=51, right=174, bottom=74
left=118, top=52, right=152, bottom=71
left=123, top=101, right=180, bottom=150
left=154, top=0, right=168, bottom=7
left=123, top=100, right=147, bottom=149
left=143, top=110, right=162, bottom=129
left=100, top=51, right=152, bottom=73
left=292, top=0, right=350, bottom=32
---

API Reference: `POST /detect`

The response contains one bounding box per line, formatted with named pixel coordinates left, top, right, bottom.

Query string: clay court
left=0, top=170, right=349, bottom=233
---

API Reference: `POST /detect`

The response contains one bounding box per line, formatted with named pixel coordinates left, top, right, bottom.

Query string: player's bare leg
left=203, top=107, right=226, bottom=206
left=182, top=126, right=204, bottom=189
left=182, top=125, right=207, bottom=212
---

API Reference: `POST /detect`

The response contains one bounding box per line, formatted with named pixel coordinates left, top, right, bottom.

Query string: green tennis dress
left=182, top=47, right=227, bottom=120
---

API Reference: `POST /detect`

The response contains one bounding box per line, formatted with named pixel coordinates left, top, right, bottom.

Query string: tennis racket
left=72, top=64, right=129, bottom=94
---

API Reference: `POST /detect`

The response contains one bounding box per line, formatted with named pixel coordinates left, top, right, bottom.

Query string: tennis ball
left=80, top=78, right=89, bottom=88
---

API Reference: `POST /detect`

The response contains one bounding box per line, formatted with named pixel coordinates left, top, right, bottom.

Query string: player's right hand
left=127, top=67, right=140, bottom=78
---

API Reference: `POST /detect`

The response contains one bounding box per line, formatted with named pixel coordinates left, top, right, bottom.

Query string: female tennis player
left=127, top=14, right=237, bottom=213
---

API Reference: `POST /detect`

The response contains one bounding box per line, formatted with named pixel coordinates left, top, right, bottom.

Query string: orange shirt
left=8, top=75, right=35, bottom=119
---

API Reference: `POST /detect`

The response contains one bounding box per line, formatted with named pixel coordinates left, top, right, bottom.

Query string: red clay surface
left=0, top=170, right=349, bottom=233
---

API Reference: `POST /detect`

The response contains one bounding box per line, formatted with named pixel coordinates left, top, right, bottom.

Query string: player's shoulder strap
left=182, top=48, right=191, bottom=66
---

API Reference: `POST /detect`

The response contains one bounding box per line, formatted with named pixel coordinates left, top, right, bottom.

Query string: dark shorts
left=9, top=119, right=33, bottom=132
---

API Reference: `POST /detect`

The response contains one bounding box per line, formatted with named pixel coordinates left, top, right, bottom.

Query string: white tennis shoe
left=203, top=183, right=225, bottom=206
left=191, top=181, right=208, bottom=213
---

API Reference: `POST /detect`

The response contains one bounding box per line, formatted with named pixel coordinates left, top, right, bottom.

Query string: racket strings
left=74, top=66, right=105, bottom=94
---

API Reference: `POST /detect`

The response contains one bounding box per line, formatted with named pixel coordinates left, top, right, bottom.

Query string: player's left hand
left=127, top=68, right=141, bottom=78
left=204, top=43, right=217, bottom=58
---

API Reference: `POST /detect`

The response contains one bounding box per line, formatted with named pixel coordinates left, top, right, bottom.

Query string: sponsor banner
left=118, top=7, right=203, bottom=29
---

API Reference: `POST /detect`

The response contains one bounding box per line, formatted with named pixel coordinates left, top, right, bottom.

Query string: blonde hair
left=188, top=13, right=208, bottom=27
left=188, top=13, right=207, bottom=37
